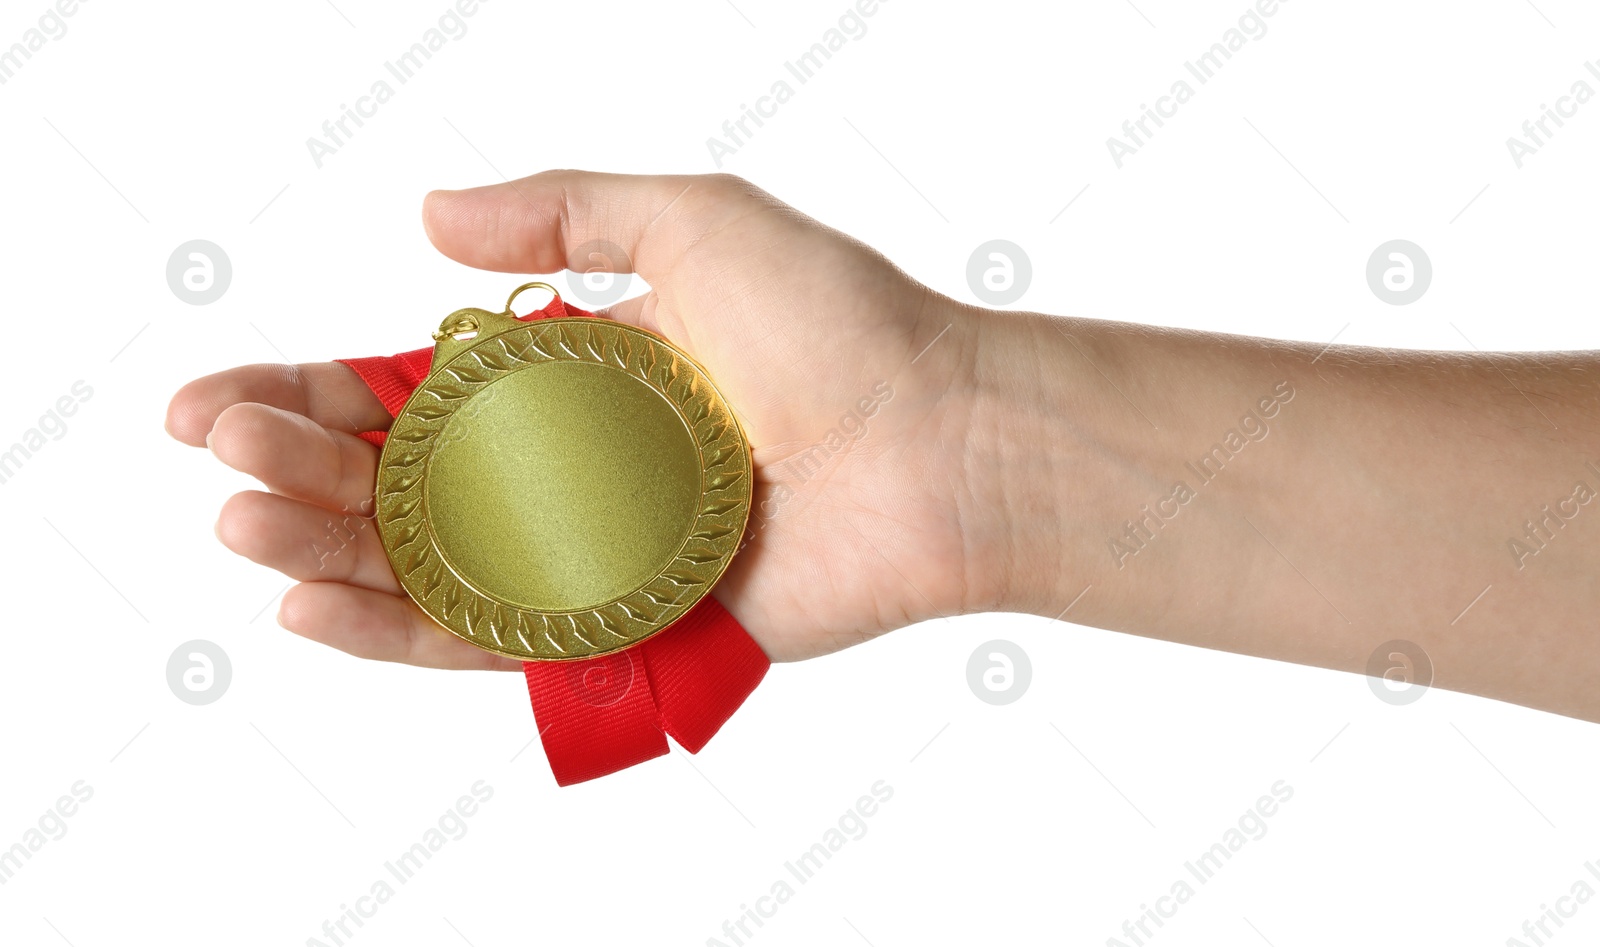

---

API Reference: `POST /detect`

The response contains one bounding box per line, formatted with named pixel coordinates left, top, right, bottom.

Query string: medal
left=339, top=283, right=769, bottom=785
left=373, top=282, right=752, bottom=661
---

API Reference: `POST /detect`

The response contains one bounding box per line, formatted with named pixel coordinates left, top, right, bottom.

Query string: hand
left=166, top=171, right=990, bottom=670
left=165, top=169, right=1600, bottom=722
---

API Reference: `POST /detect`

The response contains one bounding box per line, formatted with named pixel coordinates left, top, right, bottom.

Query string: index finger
left=165, top=361, right=391, bottom=447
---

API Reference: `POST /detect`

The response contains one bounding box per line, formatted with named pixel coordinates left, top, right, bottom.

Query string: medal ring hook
left=503, top=281, right=561, bottom=317
left=429, top=282, right=562, bottom=343
left=432, top=311, right=482, bottom=342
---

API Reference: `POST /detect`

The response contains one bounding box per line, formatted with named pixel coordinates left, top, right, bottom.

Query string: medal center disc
left=424, top=360, right=702, bottom=612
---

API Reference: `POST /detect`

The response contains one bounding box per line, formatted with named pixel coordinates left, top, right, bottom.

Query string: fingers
left=166, top=362, right=391, bottom=447
left=216, top=490, right=399, bottom=594
left=421, top=170, right=767, bottom=285
left=279, top=581, right=522, bottom=671
left=208, top=403, right=378, bottom=515
left=592, top=292, right=653, bottom=331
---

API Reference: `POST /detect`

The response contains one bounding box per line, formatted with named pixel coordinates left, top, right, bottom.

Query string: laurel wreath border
left=375, top=318, right=751, bottom=662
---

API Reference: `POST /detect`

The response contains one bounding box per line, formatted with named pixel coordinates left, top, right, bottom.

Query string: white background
left=2, top=1, right=1598, bottom=945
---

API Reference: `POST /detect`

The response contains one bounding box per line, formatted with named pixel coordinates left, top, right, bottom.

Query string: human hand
left=166, top=171, right=993, bottom=670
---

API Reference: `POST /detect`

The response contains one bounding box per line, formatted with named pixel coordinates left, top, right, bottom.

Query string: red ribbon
left=337, top=297, right=768, bottom=785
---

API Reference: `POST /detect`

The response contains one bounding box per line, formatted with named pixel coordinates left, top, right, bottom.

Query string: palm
left=167, top=172, right=974, bottom=669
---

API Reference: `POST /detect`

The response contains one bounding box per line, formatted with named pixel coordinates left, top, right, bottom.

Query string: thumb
left=421, top=170, right=751, bottom=287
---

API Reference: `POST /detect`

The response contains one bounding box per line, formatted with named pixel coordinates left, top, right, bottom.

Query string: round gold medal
left=374, top=284, right=752, bottom=662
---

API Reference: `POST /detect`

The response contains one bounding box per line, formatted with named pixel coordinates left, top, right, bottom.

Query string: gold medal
left=374, top=282, right=752, bottom=662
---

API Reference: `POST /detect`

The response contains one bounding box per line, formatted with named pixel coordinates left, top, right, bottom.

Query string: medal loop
left=431, top=309, right=483, bottom=342
left=502, top=280, right=561, bottom=317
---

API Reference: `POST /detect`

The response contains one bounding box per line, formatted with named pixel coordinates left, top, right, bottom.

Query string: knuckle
left=703, top=172, right=756, bottom=196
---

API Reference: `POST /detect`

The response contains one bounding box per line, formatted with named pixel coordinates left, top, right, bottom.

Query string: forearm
left=964, top=306, right=1600, bottom=720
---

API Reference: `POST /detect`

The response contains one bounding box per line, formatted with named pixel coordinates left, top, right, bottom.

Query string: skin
left=166, top=170, right=1600, bottom=721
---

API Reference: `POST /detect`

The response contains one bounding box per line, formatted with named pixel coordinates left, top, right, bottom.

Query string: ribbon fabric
left=336, top=297, right=769, bottom=785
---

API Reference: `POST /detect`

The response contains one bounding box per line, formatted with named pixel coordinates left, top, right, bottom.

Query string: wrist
left=948, top=306, right=1102, bottom=620
left=866, top=293, right=1177, bottom=633
left=953, top=306, right=1174, bottom=628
